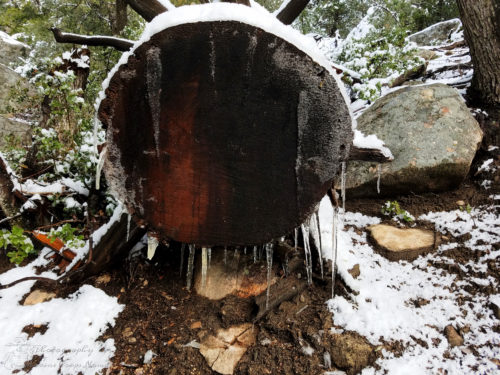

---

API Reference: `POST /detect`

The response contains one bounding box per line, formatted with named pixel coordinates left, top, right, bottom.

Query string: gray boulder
left=408, top=19, right=462, bottom=46
left=346, top=83, right=482, bottom=197
left=0, top=115, right=31, bottom=149
left=0, top=32, right=32, bottom=149
left=0, top=31, right=29, bottom=66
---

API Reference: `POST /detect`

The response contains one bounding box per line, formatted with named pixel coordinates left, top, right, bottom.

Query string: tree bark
left=125, top=0, right=168, bottom=22
left=456, top=0, right=500, bottom=107
left=114, top=0, right=128, bottom=35
left=276, top=0, right=312, bottom=25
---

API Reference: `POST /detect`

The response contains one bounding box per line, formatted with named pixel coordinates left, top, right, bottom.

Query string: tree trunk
left=114, top=0, right=128, bottom=35
left=456, top=0, right=500, bottom=107
left=98, top=18, right=352, bottom=247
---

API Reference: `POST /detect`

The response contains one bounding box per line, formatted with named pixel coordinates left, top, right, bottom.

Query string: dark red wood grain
left=98, top=21, right=352, bottom=246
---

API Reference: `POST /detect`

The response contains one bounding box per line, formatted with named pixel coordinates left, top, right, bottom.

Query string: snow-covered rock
left=0, top=31, right=29, bottom=66
left=408, top=18, right=462, bottom=46
left=0, top=32, right=32, bottom=149
left=345, top=83, right=483, bottom=197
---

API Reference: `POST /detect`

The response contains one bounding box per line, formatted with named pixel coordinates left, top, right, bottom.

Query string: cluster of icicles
left=116, top=161, right=374, bottom=311
left=142, top=162, right=351, bottom=311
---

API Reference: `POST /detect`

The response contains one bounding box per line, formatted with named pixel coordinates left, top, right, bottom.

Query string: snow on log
left=97, top=5, right=352, bottom=246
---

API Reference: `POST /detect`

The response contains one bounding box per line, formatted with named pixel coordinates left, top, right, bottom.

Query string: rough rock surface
left=199, top=323, right=257, bottom=375
left=408, top=19, right=462, bottom=46
left=324, top=331, right=375, bottom=375
left=194, top=250, right=276, bottom=300
left=368, top=224, right=436, bottom=261
left=0, top=31, right=29, bottom=66
left=0, top=32, right=32, bottom=149
left=444, top=325, right=464, bottom=347
left=346, top=83, right=482, bottom=197
left=0, top=115, right=31, bottom=149
left=23, top=290, right=56, bottom=306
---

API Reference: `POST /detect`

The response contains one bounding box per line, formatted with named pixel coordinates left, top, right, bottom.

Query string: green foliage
left=382, top=201, right=414, bottom=222
left=337, top=25, right=423, bottom=101
left=0, top=226, right=36, bottom=264
left=48, top=224, right=85, bottom=249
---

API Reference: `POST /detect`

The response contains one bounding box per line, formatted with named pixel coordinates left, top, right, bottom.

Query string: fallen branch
left=50, top=28, right=134, bottom=51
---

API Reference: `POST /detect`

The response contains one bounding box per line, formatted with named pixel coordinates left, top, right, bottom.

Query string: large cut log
left=97, top=5, right=352, bottom=246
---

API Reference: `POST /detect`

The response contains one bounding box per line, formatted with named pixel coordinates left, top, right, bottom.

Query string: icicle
left=201, top=247, right=208, bottom=288
left=311, top=213, right=324, bottom=279
left=208, top=248, right=212, bottom=268
left=341, top=161, right=346, bottom=211
left=376, top=164, right=382, bottom=194
left=147, top=235, right=159, bottom=260
left=224, top=246, right=227, bottom=266
left=126, top=213, right=131, bottom=242
left=294, top=227, right=298, bottom=252
left=253, top=246, right=257, bottom=263
left=146, top=46, right=162, bottom=158
left=301, top=224, right=313, bottom=285
left=186, top=244, right=195, bottom=290
left=179, top=243, right=185, bottom=276
left=332, top=208, right=338, bottom=298
left=265, top=243, right=273, bottom=310
left=95, top=147, right=107, bottom=190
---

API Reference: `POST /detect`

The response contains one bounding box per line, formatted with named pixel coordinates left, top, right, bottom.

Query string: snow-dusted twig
left=50, top=27, right=134, bottom=51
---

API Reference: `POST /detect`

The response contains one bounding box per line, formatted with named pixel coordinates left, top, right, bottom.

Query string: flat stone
left=348, top=264, right=360, bottom=279
left=325, top=332, right=375, bottom=375
left=23, top=290, right=56, bottom=306
left=444, top=325, right=464, bottom=347
left=368, top=224, right=436, bottom=261
left=194, top=250, right=274, bottom=300
left=200, top=323, right=257, bottom=375
left=345, top=84, right=483, bottom=197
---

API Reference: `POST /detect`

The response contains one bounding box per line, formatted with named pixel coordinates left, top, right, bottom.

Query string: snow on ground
left=318, top=197, right=500, bottom=374
left=0, top=248, right=123, bottom=375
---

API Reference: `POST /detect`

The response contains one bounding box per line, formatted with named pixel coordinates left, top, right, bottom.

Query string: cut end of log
left=98, top=16, right=352, bottom=246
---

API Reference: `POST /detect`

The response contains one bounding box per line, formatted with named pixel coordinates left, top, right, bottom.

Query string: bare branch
left=276, top=0, right=312, bottom=25
left=50, top=28, right=134, bottom=51
left=125, top=0, right=169, bottom=22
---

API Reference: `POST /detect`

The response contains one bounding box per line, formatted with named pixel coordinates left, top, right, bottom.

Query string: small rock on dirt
left=200, top=323, right=257, bottom=375
left=445, top=325, right=464, bottom=347
left=324, top=331, right=375, bottom=375
left=95, top=273, right=111, bottom=284
left=348, top=264, right=361, bottom=279
left=190, top=321, right=202, bottom=330
left=368, top=224, right=436, bottom=261
left=23, top=290, right=56, bottom=306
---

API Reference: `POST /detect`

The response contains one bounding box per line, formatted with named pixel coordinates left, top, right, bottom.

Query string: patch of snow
left=318, top=201, right=500, bottom=373
left=0, top=249, right=123, bottom=375
left=0, top=30, right=28, bottom=48
left=353, top=129, right=394, bottom=160
left=61, top=177, right=89, bottom=196
left=477, top=159, right=495, bottom=174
